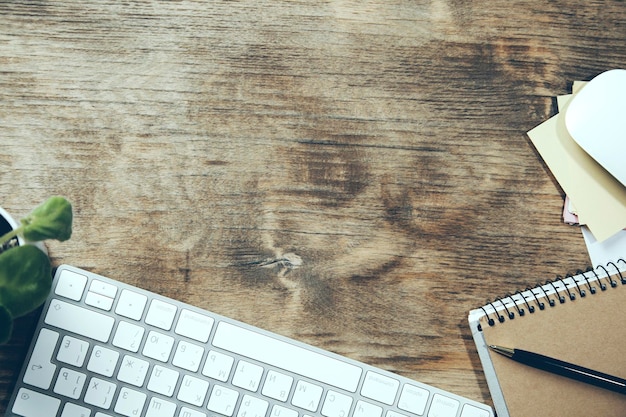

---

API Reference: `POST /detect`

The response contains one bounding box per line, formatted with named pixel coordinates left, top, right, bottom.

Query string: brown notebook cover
left=468, top=261, right=626, bottom=417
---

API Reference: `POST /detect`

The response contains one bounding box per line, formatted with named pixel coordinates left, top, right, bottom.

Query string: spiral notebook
left=468, top=259, right=626, bottom=417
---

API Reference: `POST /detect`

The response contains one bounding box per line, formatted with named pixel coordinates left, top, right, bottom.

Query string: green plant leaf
left=0, top=245, right=52, bottom=319
left=20, top=196, right=73, bottom=242
left=0, top=305, right=12, bottom=344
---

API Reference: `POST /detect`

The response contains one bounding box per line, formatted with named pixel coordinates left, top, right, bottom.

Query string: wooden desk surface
left=1, top=1, right=624, bottom=413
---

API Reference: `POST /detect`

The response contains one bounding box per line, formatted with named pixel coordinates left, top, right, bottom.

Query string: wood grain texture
left=1, top=0, right=625, bottom=412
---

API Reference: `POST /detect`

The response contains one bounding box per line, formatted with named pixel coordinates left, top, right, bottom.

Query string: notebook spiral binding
left=477, top=258, right=626, bottom=331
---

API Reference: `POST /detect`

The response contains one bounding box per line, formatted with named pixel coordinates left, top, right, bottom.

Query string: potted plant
left=0, top=196, right=73, bottom=343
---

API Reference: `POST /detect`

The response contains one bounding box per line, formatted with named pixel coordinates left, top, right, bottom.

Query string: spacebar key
left=45, top=299, right=115, bottom=342
left=212, top=322, right=362, bottom=392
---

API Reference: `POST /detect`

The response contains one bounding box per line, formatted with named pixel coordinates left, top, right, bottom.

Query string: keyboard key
left=57, top=335, right=89, bottom=367
left=202, top=350, right=234, bottom=382
left=114, top=387, right=147, bottom=417
left=428, top=394, right=459, bottom=417
left=146, top=397, right=177, bottom=417
left=143, top=330, right=175, bottom=362
left=84, top=377, right=116, bottom=409
left=386, top=412, right=408, bottom=417
left=173, top=340, right=204, bottom=372
left=262, top=370, right=293, bottom=402
left=175, top=309, right=214, bottom=343
left=291, top=380, right=323, bottom=412
left=55, top=270, right=88, bottom=301
left=12, top=388, right=61, bottom=417
left=207, top=385, right=239, bottom=416
left=238, top=395, right=269, bottom=417
left=147, top=365, right=180, bottom=397
left=354, top=400, right=383, bottom=417
left=321, top=390, right=353, bottom=417
left=61, top=402, right=91, bottom=417
left=361, top=371, right=400, bottom=405
left=113, top=321, right=145, bottom=352
left=179, top=407, right=206, bottom=417
left=271, top=405, right=298, bottom=417
left=85, top=291, right=115, bottom=311
left=213, top=321, right=362, bottom=392
left=23, top=328, right=59, bottom=390
left=117, top=355, right=150, bottom=387
left=87, top=345, right=120, bottom=377
left=45, top=299, right=115, bottom=342
left=178, top=375, right=210, bottom=407
left=461, top=404, right=492, bottom=417
left=115, top=289, right=148, bottom=320
left=90, top=279, right=118, bottom=298
left=54, top=367, right=87, bottom=399
left=232, top=360, right=264, bottom=392
left=145, top=299, right=177, bottom=330
left=398, top=384, right=429, bottom=416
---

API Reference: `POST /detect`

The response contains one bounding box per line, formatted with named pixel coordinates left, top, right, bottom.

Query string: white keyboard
left=5, top=265, right=493, bottom=417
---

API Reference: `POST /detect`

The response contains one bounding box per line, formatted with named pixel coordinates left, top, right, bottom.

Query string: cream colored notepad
left=527, top=86, right=626, bottom=242
left=468, top=262, right=626, bottom=417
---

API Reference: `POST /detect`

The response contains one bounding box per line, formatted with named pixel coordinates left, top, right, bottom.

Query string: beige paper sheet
left=480, top=281, right=626, bottom=417
left=527, top=94, right=626, bottom=241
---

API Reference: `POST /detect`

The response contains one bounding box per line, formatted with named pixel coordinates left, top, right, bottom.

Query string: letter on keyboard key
left=261, top=370, right=293, bottom=402
left=353, top=400, right=383, bottom=417
left=23, top=328, right=59, bottom=390
left=271, top=405, right=298, bottom=417
left=207, top=385, right=239, bottom=416
left=146, top=397, right=177, bottom=417
left=398, top=384, right=429, bottom=415
left=361, top=371, right=400, bottom=405
left=212, top=322, right=362, bottom=392
left=291, top=380, right=323, bottom=412
left=239, top=395, right=269, bottom=417
left=232, top=360, right=263, bottom=392
left=175, top=309, right=214, bottom=343
left=84, top=377, right=116, bottom=409
left=177, top=375, right=209, bottom=407
left=57, top=335, right=89, bottom=367
left=45, top=299, right=115, bottom=343
left=147, top=365, right=180, bottom=397
left=173, top=340, right=204, bottom=372
left=427, top=394, right=459, bottom=417
left=87, top=345, right=120, bottom=377
left=145, top=299, right=177, bottom=331
left=321, top=390, right=353, bottom=417
left=53, top=367, right=87, bottom=399
left=118, top=355, right=150, bottom=387
left=114, top=387, right=147, bottom=417
left=143, top=330, right=175, bottom=362
left=202, top=350, right=234, bottom=382
left=12, top=388, right=61, bottom=417
left=179, top=407, right=206, bottom=417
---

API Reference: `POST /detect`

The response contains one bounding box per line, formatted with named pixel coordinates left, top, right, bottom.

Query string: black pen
left=489, top=345, right=626, bottom=395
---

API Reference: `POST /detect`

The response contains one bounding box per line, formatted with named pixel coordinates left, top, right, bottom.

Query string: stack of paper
left=527, top=69, right=626, bottom=266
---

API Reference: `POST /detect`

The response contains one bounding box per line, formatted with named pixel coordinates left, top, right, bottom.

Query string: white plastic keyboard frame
left=4, top=265, right=494, bottom=417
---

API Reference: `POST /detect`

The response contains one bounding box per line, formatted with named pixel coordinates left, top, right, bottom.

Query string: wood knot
left=258, top=253, right=303, bottom=271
